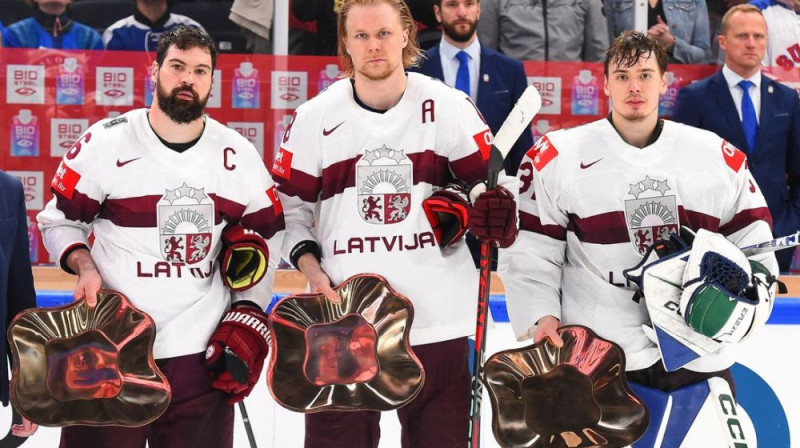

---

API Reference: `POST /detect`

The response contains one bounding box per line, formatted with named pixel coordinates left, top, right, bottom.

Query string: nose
left=181, top=71, right=196, bottom=86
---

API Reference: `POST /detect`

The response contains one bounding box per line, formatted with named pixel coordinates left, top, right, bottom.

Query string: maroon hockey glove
left=205, top=303, right=270, bottom=404
left=469, top=185, right=518, bottom=248
left=219, top=225, right=270, bottom=292
left=422, top=187, right=470, bottom=248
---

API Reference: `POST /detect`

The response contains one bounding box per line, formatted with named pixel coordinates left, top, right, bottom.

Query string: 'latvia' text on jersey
left=275, top=73, right=493, bottom=346
left=37, top=109, right=285, bottom=359
left=499, top=118, right=777, bottom=372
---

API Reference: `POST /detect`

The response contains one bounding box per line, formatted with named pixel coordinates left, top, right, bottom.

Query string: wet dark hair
left=155, top=26, right=218, bottom=71
left=604, top=31, right=667, bottom=77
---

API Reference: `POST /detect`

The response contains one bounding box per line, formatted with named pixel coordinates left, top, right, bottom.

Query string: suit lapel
left=476, top=47, right=491, bottom=110
left=429, top=45, right=445, bottom=81
left=712, top=71, right=748, bottom=150
left=753, top=74, right=774, bottom=157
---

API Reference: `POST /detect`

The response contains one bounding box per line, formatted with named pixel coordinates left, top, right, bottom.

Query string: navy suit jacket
left=674, top=71, right=800, bottom=262
left=0, top=170, right=36, bottom=405
left=412, top=42, right=534, bottom=175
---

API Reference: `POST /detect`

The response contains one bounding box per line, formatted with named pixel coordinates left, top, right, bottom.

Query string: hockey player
left=499, top=30, right=777, bottom=411
left=273, top=0, right=518, bottom=445
left=37, top=26, right=283, bottom=448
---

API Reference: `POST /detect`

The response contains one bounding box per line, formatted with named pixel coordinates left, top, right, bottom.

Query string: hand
left=205, top=304, right=271, bottom=404
left=468, top=185, right=518, bottom=248
left=11, top=416, right=38, bottom=437
left=534, top=316, right=563, bottom=348
left=67, top=248, right=102, bottom=306
left=297, top=253, right=339, bottom=303
left=647, top=16, right=675, bottom=50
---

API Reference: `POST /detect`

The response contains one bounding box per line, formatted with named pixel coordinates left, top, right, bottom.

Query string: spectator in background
left=229, top=0, right=273, bottom=53
left=674, top=4, right=800, bottom=272
left=604, top=0, right=711, bottom=64
left=2, top=0, right=102, bottom=49
left=103, top=0, right=204, bottom=51
left=412, top=0, right=532, bottom=268
left=291, top=0, right=337, bottom=55
left=751, top=0, right=800, bottom=69
left=0, top=170, right=39, bottom=439
left=476, top=0, right=607, bottom=61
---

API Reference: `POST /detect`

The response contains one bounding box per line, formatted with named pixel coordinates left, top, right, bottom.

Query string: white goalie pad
left=630, top=377, right=757, bottom=448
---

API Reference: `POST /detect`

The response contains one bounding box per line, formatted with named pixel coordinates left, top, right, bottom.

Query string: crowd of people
left=0, top=0, right=798, bottom=63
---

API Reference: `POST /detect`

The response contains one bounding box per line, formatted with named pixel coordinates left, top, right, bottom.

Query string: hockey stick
left=469, top=85, right=541, bottom=448
left=741, top=231, right=800, bottom=256
left=224, top=348, right=259, bottom=448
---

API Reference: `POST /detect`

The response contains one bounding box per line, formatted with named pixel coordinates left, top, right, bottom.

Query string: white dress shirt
left=722, top=64, right=762, bottom=124
left=438, top=37, right=481, bottom=102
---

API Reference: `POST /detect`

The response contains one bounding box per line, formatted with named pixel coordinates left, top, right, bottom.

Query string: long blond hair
left=336, top=0, right=422, bottom=77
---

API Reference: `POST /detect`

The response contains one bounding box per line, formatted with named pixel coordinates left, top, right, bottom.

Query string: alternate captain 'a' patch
left=356, top=144, right=412, bottom=225
left=624, top=175, right=679, bottom=255
left=157, top=183, right=214, bottom=264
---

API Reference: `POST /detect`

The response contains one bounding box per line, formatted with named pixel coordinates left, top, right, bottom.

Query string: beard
left=356, top=59, right=397, bottom=82
left=156, top=81, right=208, bottom=124
left=441, top=18, right=478, bottom=43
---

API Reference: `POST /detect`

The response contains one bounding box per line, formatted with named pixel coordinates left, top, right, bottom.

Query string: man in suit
left=0, top=170, right=38, bottom=437
left=673, top=3, right=800, bottom=271
left=412, top=0, right=533, bottom=176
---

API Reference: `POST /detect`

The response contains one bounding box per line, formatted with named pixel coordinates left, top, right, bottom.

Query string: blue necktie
left=738, top=80, right=758, bottom=154
left=455, top=51, right=470, bottom=96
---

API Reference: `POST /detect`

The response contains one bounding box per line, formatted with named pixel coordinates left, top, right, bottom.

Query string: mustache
left=171, top=85, right=199, bottom=100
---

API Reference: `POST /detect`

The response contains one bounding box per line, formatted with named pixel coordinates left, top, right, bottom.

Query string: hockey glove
left=680, top=229, right=776, bottom=343
left=422, top=185, right=470, bottom=248
left=219, top=225, right=269, bottom=292
left=468, top=185, right=518, bottom=248
left=205, top=303, right=270, bottom=403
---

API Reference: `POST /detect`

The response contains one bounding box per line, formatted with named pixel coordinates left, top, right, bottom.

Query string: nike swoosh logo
left=322, top=121, right=345, bottom=136
left=116, top=157, right=141, bottom=167
left=580, top=158, right=603, bottom=169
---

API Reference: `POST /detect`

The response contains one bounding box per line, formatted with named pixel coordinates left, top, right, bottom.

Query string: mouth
left=175, top=91, right=196, bottom=101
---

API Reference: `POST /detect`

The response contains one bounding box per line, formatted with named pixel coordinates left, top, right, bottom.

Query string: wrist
left=66, top=247, right=96, bottom=276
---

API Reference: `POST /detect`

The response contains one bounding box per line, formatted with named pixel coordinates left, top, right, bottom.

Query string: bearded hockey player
left=499, top=31, right=779, bottom=446
left=273, top=0, right=518, bottom=445
left=37, top=27, right=283, bottom=447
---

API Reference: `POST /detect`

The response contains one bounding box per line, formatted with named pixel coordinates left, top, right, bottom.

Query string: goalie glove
left=422, top=184, right=470, bottom=248
left=219, top=225, right=269, bottom=292
left=205, top=303, right=270, bottom=404
left=680, top=229, right=777, bottom=343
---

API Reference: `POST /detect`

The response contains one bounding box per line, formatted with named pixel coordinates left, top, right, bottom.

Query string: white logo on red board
left=96, top=67, right=134, bottom=106
left=7, top=64, right=45, bottom=104
left=228, top=122, right=264, bottom=158
left=528, top=76, right=562, bottom=115
left=271, top=71, right=308, bottom=109
left=51, top=119, right=89, bottom=157
left=9, top=171, right=44, bottom=210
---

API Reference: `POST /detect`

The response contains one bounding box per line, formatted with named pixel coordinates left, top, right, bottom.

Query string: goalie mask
left=267, top=274, right=424, bottom=413
left=8, top=290, right=171, bottom=427
left=483, top=326, right=649, bottom=448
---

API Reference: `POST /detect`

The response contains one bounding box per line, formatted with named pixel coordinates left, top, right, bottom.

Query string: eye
left=172, top=64, right=183, bottom=71
left=196, top=69, right=207, bottom=76
left=641, top=73, right=651, bottom=80
left=355, top=32, right=367, bottom=39
left=379, top=30, right=390, bottom=37
left=617, top=74, right=627, bottom=81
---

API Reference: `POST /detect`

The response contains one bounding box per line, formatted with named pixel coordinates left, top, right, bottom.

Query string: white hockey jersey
left=498, top=118, right=777, bottom=372
left=38, top=109, right=284, bottom=359
left=275, top=73, right=493, bottom=346
left=754, top=0, right=800, bottom=70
